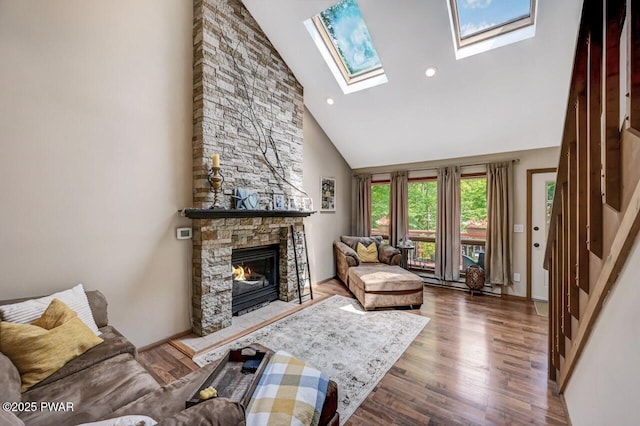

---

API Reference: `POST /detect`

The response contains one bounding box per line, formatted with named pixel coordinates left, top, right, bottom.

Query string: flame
left=232, top=265, right=251, bottom=281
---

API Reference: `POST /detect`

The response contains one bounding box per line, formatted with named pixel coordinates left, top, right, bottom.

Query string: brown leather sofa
left=334, top=236, right=424, bottom=310
left=0, top=291, right=338, bottom=426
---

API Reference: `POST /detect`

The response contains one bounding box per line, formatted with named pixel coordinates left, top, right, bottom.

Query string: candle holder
left=207, top=166, right=225, bottom=209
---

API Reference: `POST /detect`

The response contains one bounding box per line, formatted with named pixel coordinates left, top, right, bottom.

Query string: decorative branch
left=217, top=29, right=307, bottom=197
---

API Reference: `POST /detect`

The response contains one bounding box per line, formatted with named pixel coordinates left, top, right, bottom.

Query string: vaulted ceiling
left=242, top=0, right=583, bottom=169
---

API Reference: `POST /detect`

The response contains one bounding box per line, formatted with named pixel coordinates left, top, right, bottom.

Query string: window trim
left=447, top=0, right=537, bottom=60
left=408, top=176, right=437, bottom=183
left=461, top=172, right=486, bottom=179
left=304, top=1, right=388, bottom=95
left=459, top=174, right=488, bottom=271
left=371, top=178, right=391, bottom=185
left=311, top=15, right=385, bottom=85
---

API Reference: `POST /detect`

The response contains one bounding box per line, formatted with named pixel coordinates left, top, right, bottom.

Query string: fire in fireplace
left=231, top=244, right=279, bottom=315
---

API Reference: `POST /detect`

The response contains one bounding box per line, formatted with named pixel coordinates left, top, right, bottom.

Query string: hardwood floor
left=139, top=280, right=567, bottom=425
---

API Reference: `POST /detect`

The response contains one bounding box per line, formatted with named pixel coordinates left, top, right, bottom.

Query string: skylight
left=304, top=0, right=387, bottom=94
left=448, top=0, right=537, bottom=60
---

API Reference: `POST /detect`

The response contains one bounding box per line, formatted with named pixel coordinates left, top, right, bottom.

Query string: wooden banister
left=604, top=0, right=623, bottom=211
left=587, top=0, right=603, bottom=259
left=545, top=0, right=640, bottom=392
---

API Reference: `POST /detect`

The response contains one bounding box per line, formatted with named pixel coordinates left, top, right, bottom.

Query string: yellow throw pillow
left=31, top=298, right=77, bottom=330
left=0, top=317, right=103, bottom=391
left=357, top=242, right=379, bottom=263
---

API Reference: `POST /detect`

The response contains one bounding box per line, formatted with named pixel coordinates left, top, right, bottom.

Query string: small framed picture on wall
left=320, top=177, right=336, bottom=212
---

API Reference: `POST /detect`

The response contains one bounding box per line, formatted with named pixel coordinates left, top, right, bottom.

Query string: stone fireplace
left=189, top=0, right=306, bottom=336
left=190, top=214, right=307, bottom=336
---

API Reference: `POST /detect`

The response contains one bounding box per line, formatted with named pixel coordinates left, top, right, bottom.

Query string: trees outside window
left=368, top=174, right=488, bottom=275
left=371, top=182, right=390, bottom=236
left=460, top=176, right=487, bottom=270
left=408, top=179, right=437, bottom=270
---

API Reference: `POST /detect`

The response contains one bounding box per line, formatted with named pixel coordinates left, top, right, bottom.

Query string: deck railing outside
left=370, top=228, right=485, bottom=272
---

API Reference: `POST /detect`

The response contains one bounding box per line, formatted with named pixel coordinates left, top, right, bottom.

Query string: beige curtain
left=389, top=171, right=409, bottom=247
left=435, top=166, right=460, bottom=282
left=354, top=174, right=372, bottom=237
left=485, top=162, right=513, bottom=286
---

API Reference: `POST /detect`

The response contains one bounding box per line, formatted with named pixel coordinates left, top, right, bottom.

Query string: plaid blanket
left=246, top=350, right=330, bottom=426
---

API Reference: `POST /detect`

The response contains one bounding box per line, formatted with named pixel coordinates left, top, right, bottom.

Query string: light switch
left=513, top=272, right=521, bottom=282
left=514, top=224, right=524, bottom=233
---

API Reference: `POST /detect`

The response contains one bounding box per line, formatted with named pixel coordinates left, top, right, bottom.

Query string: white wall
left=0, top=0, right=193, bottom=347
left=564, top=235, right=640, bottom=426
left=303, top=109, right=352, bottom=282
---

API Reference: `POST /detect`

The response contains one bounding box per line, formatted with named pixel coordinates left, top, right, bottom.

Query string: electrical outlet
left=513, top=272, right=521, bottom=282
left=513, top=224, right=524, bottom=233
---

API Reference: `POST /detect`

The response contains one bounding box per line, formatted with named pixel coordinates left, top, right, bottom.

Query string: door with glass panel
left=530, top=171, right=556, bottom=301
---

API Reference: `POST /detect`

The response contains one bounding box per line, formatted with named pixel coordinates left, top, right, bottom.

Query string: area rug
left=534, top=300, right=549, bottom=317
left=193, top=295, right=430, bottom=425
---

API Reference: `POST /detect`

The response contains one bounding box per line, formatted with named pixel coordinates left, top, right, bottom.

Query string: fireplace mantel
left=182, top=208, right=315, bottom=219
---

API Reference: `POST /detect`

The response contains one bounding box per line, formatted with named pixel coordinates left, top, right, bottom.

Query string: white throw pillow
left=0, top=283, right=101, bottom=335
left=77, top=415, right=157, bottom=426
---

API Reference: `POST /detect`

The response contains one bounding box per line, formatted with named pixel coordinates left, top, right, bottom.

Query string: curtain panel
left=389, top=171, right=409, bottom=247
left=485, top=162, right=514, bottom=286
left=354, top=174, right=372, bottom=237
left=435, top=166, right=461, bottom=281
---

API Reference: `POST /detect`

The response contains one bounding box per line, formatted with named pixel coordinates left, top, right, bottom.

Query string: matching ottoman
left=348, top=265, right=424, bottom=310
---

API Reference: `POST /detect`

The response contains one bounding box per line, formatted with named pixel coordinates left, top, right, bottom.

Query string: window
left=407, top=179, right=438, bottom=271
left=371, top=182, right=390, bottom=237
left=460, top=176, right=487, bottom=271
left=304, top=0, right=388, bottom=94
left=545, top=181, right=555, bottom=230
left=368, top=172, right=488, bottom=277
left=447, top=0, right=537, bottom=59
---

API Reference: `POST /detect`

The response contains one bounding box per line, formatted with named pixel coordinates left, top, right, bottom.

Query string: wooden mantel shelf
left=181, top=208, right=316, bottom=219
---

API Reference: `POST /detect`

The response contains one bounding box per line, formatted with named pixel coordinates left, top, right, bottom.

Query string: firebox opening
left=231, top=244, right=279, bottom=316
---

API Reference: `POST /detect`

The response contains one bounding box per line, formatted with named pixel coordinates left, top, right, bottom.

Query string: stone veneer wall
left=191, top=0, right=305, bottom=335
left=192, top=0, right=304, bottom=209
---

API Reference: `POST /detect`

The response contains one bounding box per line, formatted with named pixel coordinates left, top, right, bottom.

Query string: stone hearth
left=191, top=216, right=305, bottom=336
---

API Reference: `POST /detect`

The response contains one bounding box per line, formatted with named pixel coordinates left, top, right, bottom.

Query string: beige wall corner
left=303, top=109, right=353, bottom=282
left=0, top=0, right=193, bottom=347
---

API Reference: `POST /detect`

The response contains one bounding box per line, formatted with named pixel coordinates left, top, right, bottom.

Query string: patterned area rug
left=193, top=295, right=429, bottom=425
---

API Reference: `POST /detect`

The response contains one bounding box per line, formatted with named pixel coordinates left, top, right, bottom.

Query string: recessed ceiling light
left=326, top=98, right=335, bottom=105
left=425, top=67, right=438, bottom=77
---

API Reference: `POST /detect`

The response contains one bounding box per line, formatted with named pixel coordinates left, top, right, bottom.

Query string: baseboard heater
left=414, top=272, right=498, bottom=297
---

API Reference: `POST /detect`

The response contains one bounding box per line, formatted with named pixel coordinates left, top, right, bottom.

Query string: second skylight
left=448, top=0, right=537, bottom=59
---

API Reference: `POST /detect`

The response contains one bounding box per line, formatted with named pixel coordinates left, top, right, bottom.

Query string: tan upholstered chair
left=333, top=236, right=423, bottom=310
